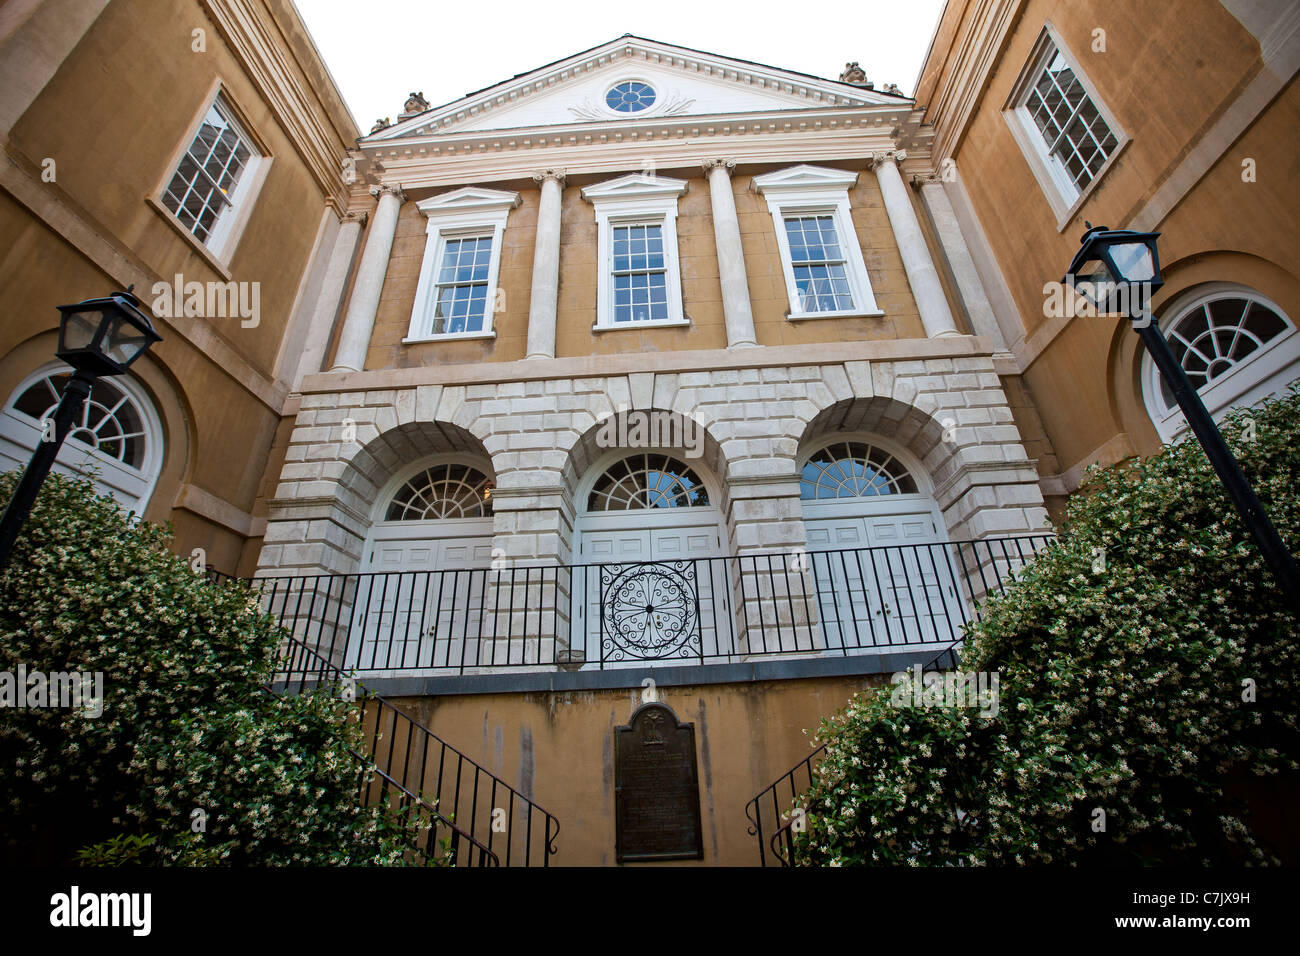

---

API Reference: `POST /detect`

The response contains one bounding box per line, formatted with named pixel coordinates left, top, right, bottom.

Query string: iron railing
left=745, top=533, right=1057, bottom=866
left=266, top=630, right=558, bottom=866
left=253, top=535, right=1056, bottom=676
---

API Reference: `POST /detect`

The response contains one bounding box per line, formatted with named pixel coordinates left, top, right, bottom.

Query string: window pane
left=1027, top=42, right=1118, bottom=194
left=164, top=99, right=255, bottom=245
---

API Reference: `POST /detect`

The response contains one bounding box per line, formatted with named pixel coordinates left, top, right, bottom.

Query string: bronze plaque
left=614, top=702, right=704, bottom=863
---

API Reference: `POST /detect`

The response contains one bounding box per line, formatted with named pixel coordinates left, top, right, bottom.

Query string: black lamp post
left=0, top=288, right=162, bottom=571
left=1064, top=225, right=1300, bottom=615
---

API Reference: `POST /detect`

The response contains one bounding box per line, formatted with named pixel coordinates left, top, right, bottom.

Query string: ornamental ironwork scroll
left=599, top=561, right=701, bottom=663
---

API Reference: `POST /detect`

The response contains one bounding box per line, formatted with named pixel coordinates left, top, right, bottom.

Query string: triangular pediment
left=415, top=186, right=521, bottom=214
left=580, top=173, right=688, bottom=202
left=366, top=36, right=908, bottom=142
left=752, top=164, right=860, bottom=194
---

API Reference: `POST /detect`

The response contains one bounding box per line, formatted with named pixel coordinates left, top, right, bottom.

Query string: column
left=702, top=158, right=758, bottom=348
left=871, top=150, right=961, bottom=338
left=916, top=173, right=1006, bottom=349
left=331, top=183, right=404, bottom=372
left=526, top=169, right=565, bottom=359
left=293, top=210, right=366, bottom=387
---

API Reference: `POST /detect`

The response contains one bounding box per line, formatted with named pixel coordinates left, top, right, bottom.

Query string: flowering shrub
left=794, top=390, right=1300, bottom=865
left=0, top=470, right=424, bottom=865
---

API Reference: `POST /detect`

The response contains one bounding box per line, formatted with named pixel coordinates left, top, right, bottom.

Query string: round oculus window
left=605, top=81, right=656, bottom=113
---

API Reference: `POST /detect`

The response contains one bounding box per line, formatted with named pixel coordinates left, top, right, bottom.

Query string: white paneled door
left=350, top=518, right=493, bottom=672
left=802, top=499, right=963, bottom=653
left=573, top=513, right=728, bottom=667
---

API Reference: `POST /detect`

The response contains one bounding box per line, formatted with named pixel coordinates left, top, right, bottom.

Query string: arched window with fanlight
left=384, top=463, right=494, bottom=520
left=1143, top=286, right=1300, bottom=442
left=363, top=458, right=496, bottom=578
left=572, top=450, right=727, bottom=667
left=797, top=434, right=956, bottom=654
left=0, top=364, right=163, bottom=514
left=800, top=441, right=919, bottom=500
left=586, top=453, right=710, bottom=511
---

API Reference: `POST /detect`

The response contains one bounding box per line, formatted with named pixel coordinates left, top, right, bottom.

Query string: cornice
left=299, top=335, right=997, bottom=394
left=361, top=105, right=912, bottom=163
left=918, top=0, right=1027, bottom=161
left=200, top=0, right=353, bottom=211
left=364, top=127, right=906, bottom=191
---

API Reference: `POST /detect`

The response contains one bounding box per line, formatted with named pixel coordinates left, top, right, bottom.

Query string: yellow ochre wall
left=920, top=0, right=1300, bottom=481
left=358, top=163, right=932, bottom=371
left=393, top=673, right=888, bottom=866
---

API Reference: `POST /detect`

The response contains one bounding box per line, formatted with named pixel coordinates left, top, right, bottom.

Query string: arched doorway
left=348, top=455, right=495, bottom=672
left=0, top=364, right=163, bottom=515
left=798, top=435, right=961, bottom=652
left=571, top=450, right=728, bottom=666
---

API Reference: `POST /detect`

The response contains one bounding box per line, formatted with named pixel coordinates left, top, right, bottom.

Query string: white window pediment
left=579, top=173, right=689, bottom=203
left=753, top=165, right=879, bottom=320
left=416, top=186, right=522, bottom=217
left=751, top=165, right=860, bottom=193
left=407, top=188, right=520, bottom=342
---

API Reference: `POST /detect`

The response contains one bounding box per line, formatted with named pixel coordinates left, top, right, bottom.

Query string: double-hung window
left=582, top=173, right=689, bottom=331
left=1006, top=26, right=1127, bottom=224
left=783, top=214, right=855, bottom=313
left=432, top=234, right=494, bottom=335
left=752, top=165, right=880, bottom=320
left=611, top=223, right=670, bottom=323
left=407, top=187, right=520, bottom=342
left=154, top=87, right=269, bottom=264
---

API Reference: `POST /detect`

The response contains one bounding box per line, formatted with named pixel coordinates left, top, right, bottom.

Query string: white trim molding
left=407, top=186, right=520, bottom=341
left=581, top=173, right=689, bottom=330
left=752, top=164, right=881, bottom=320
left=1002, top=23, right=1129, bottom=230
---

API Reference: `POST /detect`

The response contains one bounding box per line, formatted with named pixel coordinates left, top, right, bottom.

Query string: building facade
left=3, top=1, right=1296, bottom=865
left=914, top=0, right=1300, bottom=513
left=0, top=0, right=356, bottom=576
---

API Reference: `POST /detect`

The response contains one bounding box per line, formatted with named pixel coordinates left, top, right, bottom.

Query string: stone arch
left=796, top=394, right=1037, bottom=541
left=554, top=407, right=734, bottom=561
left=337, top=419, right=493, bottom=525
left=558, top=407, right=731, bottom=511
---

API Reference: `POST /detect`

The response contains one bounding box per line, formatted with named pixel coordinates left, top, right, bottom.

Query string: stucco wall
left=390, top=672, right=891, bottom=866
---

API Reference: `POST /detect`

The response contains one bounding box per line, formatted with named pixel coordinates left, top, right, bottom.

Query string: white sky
left=293, top=0, right=947, bottom=136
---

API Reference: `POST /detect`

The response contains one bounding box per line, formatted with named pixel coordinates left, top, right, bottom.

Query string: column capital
left=870, top=149, right=908, bottom=170
left=532, top=168, right=567, bottom=187
left=340, top=209, right=369, bottom=227
left=701, top=157, right=737, bottom=176
left=368, top=182, right=405, bottom=202
left=910, top=171, right=941, bottom=187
